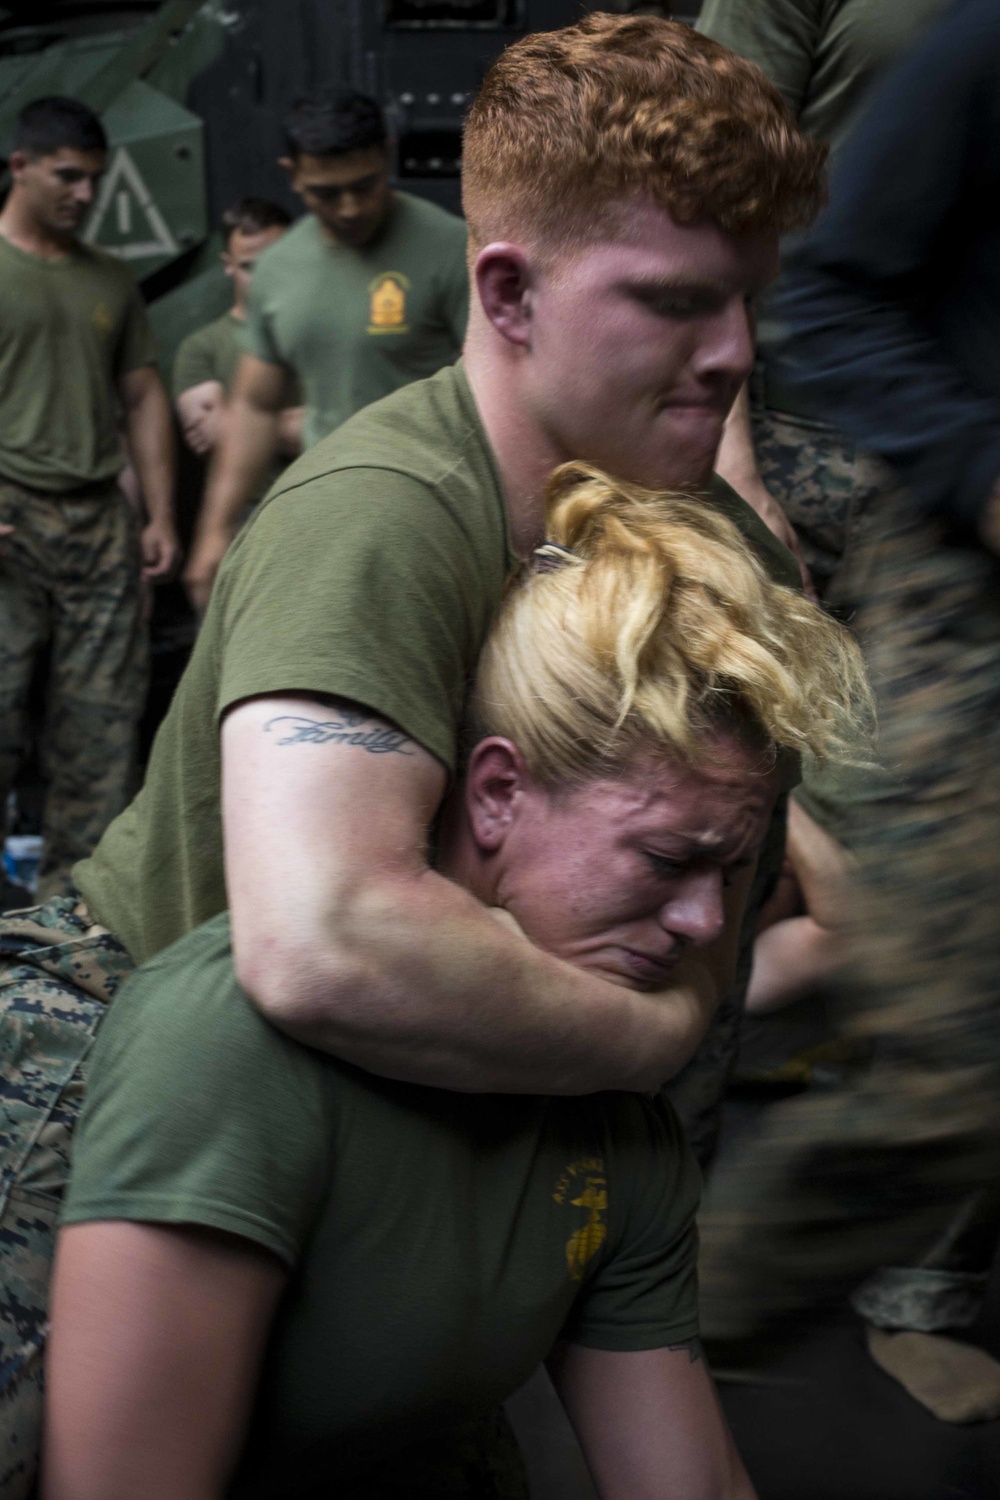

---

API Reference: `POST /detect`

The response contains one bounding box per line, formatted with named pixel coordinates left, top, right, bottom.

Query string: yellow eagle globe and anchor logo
left=552, top=1156, right=609, bottom=1281
left=368, top=271, right=410, bottom=335
left=91, top=301, right=115, bottom=338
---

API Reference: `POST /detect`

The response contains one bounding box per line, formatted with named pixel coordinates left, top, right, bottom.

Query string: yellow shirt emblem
left=553, top=1157, right=608, bottom=1281
left=368, top=272, right=410, bottom=334
left=92, top=302, right=115, bottom=337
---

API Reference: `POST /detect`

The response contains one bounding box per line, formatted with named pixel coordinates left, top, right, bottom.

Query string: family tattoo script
left=264, top=713, right=415, bottom=756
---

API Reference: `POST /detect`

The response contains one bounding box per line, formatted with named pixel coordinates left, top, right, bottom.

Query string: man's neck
left=230, top=300, right=247, bottom=322
left=317, top=194, right=394, bottom=252
left=463, top=330, right=562, bottom=561
left=0, top=195, right=73, bottom=259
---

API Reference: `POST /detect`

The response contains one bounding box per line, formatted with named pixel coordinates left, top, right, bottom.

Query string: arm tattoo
left=264, top=713, right=415, bottom=756
left=666, top=1337, right=704, bottom=1365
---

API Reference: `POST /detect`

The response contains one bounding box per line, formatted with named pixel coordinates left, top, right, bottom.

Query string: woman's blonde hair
left=469, top=463, right=873, bottom=784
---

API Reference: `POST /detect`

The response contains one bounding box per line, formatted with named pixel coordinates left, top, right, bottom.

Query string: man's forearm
left=715, top=382, right=765, bottom=499
left=200, top=398, right=281, bottom=538
left=125, top=382, right=175, bottom=528
left=235, top=870, right=721, bottom=1096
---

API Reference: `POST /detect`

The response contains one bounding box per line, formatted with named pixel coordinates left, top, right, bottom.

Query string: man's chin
left=619, top=454, right=717, bottom=495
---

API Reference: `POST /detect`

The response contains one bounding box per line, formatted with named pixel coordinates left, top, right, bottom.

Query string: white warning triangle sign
left=84, top=146, right=178, bottom=261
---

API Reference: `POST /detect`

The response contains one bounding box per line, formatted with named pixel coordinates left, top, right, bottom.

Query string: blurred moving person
left=0, top=96, right=176, bottom=900
left=699, top=0, right=947, bottom=600
left=173, top=197, right=302, bottom=495
left=184, top=89, right=468, bottom=609
left=699, top=0, right=1000, bottom=1425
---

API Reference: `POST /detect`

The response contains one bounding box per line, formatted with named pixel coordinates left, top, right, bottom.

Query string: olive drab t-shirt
left=75, top=361, right=798, bottom=966
left=0, top=234, right=156, bottom=491
left=172, top=311, right=299, bottom=498
left=172, top=310, right=244, bottom=397
left=698, top=0, right=949, bottom=418
left=242, top=193, right=468, bottom=448
left=173, top=310, right=303, bottom=406
left=698, top=0, right=950, bottom=155
left=64, top=911, right=702, bottom=1497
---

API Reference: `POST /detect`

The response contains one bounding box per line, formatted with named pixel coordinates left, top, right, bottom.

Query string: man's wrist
left=143, top=504, right=176, bottom=532
left=604, top=975, right=712, bottom=1094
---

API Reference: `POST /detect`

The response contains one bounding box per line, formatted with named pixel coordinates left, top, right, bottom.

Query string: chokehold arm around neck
left=222, top=696, right=743, bottom=1096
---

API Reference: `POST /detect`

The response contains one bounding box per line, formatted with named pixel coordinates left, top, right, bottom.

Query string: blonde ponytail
left=469, top=462, right=873, bottom=782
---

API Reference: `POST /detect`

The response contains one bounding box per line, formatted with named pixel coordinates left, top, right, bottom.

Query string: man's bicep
left=548, top=1343, right=752, bottom=1500
left=231, top=351, right=290, bottom=412
left=222, top=694, right=447, bottom=970
left=118, top=361, right=162, bottom=410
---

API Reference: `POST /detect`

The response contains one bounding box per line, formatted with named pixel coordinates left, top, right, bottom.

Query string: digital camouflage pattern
left=697, top=501, right=1000, bottom=1355
left=0, top=480, right=148, bottom=900
left=0, top=896, right=131, bottom=1500
left=751, top=404, right=889, bottom=607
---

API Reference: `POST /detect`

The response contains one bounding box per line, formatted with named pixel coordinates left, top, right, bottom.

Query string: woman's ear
left=464, top=737, right=530, bottom=851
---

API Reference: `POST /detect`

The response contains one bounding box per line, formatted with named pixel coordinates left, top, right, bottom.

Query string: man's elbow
left=232, top=930, right=371, bottom=1040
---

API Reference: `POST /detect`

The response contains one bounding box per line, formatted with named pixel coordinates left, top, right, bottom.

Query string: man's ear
left=277, top=155, right=297, bottom=185
left=464, top=737, right=530, bottom=852
left=7, top=149, right=30, bottom=181
left=474, top=243, right=534, bottom=349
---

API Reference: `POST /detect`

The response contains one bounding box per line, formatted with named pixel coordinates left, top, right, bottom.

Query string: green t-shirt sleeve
left=115, top=283, right=158, bottom=376
left=63, top=919, right=334, bottom=1267
left=561, top=1098, right=702, bottom=1352
left=172, top=326, right=221, bottom=398
left=214, top=469, right=484, bottom=772
left=698, top=0, right=822, bottom=120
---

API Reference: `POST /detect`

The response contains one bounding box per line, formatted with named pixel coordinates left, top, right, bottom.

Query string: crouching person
left=40, top=465, right=870, bottom=1500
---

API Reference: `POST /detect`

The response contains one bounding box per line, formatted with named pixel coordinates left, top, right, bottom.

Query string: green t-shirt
left=698, top=0, right=948, bottom=154
left=64, top=912, right=701, bottom=1497
left=0, top=234, right=156, bottom=492
left=173, top=311, right=303, bottom=404
left=75, top=361, right=798, bottom=966
left=172, top=311, right=299, bottom=498
left=172, top=309, right=244, bottom=397
left=699, top=0, right=948, bottom=420
left=242, top=193, right=468, bottom=448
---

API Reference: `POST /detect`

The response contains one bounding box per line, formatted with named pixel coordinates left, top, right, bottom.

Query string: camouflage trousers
left=698, top=502, right=1000, bottom=1353
left=0, top=898, right=529, bottom=1500
left=751, top=404, right=889, bottom=606
left=0, top=481, right=148, bottom=900
left=0, top=896, right=131, bottom=1499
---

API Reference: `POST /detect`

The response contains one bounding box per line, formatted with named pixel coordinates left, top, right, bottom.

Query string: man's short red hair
left=462, top=12, right=826, bottom=255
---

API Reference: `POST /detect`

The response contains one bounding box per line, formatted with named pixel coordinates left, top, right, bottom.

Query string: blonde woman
left=44, top=466, right=870, bottom=1500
